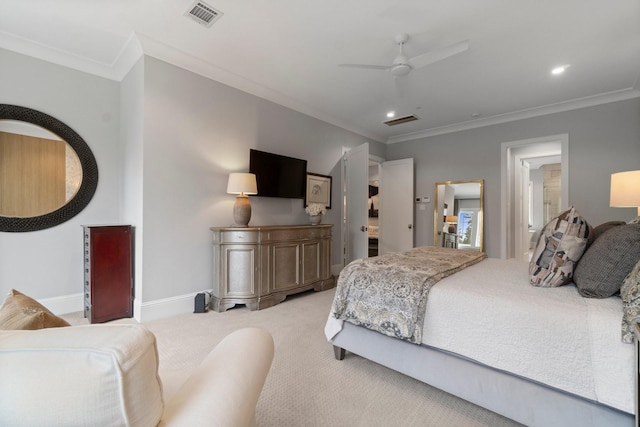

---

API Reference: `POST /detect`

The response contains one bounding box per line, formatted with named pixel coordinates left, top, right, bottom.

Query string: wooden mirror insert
left=434, top=179, right=484, bottom=252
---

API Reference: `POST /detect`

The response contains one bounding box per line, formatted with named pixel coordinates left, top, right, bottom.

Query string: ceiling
left=1, top=0, right=639, bottom=144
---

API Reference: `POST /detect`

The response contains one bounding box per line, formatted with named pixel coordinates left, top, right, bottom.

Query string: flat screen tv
left=249, top=149, right=307, bottom=199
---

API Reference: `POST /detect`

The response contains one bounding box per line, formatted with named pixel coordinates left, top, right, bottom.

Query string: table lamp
left=227, top=173, right=257, bottom=227
left=446, top=215, right=458, bottom=233
left=610, top=170, right=640, bottom=218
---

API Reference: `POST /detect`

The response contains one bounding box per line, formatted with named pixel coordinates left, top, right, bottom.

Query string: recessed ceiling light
left=551, top=65, right=570, bottom=75
left=386, top=111, right=395, bottom=118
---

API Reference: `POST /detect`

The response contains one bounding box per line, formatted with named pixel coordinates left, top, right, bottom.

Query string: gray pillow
left=587, top=221, right=626, bottom=247
left=574, top=224, right=640, bottom=298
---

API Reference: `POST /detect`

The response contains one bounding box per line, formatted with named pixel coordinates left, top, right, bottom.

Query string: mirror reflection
left=0, top=120, right=82, bottom=218
left=434, top=179, right=484, bottom=252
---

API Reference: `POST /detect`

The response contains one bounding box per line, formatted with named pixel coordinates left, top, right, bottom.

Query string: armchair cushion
left=0, top=323, right=164, bottom=426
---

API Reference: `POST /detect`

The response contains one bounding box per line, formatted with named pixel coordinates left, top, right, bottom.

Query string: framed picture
left=305, top=173, right=332, bottom=209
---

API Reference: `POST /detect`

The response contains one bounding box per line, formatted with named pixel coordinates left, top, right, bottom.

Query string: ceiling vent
left=383, top=114, right=419, bottom=126
left=185, top=1, right=223, bottom=28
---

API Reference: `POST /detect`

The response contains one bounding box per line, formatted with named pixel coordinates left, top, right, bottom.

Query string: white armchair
left=0, top=324, right=274, bottom=427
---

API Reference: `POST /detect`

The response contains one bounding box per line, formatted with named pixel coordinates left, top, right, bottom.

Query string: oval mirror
left=434, top=179, right=484, bottom=252
left=0, top=104, right=98, bottom=232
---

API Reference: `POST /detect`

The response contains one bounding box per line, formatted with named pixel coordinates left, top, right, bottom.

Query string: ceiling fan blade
left=339, top=63, right=391, bottom=71
left=408, top=40, right=469, bottom=70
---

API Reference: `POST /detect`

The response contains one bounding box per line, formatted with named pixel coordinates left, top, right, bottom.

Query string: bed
left=325, top=247, right=636, bottom=427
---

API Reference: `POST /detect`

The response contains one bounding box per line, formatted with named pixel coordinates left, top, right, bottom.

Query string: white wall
left=0, top=48, right=386, bottom=318
left=386, top=98, right=640, bottom=258
left=120, top=58, right=145, bottom=317
left=0, top=49, right=122, bottom=308
left=138, top=56, right=380, bottom=312
left=4, top=45, right=637, bottom=317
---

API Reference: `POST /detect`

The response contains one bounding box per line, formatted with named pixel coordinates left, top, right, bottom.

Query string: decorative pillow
left=0, top=289, right=70, bottom=330
left=587, top=221, right=626, bottom=247
left=621, top=260, right=640, bottom=343
left=574, top=224, right=640, bottom=298
left=529, top=207, right=591, bottom=287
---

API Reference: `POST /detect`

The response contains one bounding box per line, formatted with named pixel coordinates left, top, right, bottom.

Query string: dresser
left=442, top=232, right=458, bottom=249
left=210, top=224, right=334, bottom=312
left=83, top=225, right=134, bottom=323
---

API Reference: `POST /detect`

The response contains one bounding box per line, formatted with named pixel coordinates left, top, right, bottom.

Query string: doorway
left=342, top=143, right=414, bottom=266
left=501, top=134, right=569, bottom=260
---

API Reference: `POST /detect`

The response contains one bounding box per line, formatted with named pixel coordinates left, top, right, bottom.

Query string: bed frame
left=332, top=321, right=634, bottom=427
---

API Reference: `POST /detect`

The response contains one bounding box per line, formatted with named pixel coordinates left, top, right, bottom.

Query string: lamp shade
left=610, top=170, right=640, bottom=208
left=227, top=173, right=257, bottom=195
left=445, top=215, right=458, bottom=224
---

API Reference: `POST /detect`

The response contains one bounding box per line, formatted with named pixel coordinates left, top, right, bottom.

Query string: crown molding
left=0, top=30, right=142, bottom=81
left=135, top=33, right=385, bottom=143
left=386, top=88, right=640, bottom=144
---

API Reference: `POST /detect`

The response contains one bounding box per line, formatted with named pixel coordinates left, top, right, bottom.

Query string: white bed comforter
left=327, top=258, right=634, bottom=413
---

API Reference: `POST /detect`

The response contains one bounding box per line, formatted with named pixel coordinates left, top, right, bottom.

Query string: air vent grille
left=383, top=115, right=419, bottom=126
left=185, top=1, right=223, bottom=27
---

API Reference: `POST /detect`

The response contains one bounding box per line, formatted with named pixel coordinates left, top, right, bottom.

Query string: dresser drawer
left=264, top=229, right=301, bottom=242
left=214, top=230, right=260, bottom=244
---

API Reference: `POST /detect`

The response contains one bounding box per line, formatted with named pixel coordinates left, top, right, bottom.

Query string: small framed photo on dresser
left=305, top=173, right=332, bottom=209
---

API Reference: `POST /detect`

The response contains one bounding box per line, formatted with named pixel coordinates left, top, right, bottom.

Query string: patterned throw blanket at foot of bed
left=331, top=246, right=487, bottom=344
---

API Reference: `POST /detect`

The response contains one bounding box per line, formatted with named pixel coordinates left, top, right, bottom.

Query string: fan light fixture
left=551, top=65, right=570, bottom=75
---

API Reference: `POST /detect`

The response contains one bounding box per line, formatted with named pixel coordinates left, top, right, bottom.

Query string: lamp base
left=233, top=195, right=252, bottom=227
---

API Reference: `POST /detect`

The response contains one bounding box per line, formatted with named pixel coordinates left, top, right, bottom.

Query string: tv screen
left=249, top=149, right=307, bottom=199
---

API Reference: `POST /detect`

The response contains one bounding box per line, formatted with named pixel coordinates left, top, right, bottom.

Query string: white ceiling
left=1, top=0, right=639, bottom=144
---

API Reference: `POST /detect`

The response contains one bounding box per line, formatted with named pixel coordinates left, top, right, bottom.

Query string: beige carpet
left=65, top=289, right=522, bottom=427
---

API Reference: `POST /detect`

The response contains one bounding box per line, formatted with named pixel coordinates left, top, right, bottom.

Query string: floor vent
left=383, top=115, right=419, bottom=126
left=185, top=1, right=223, bottom=28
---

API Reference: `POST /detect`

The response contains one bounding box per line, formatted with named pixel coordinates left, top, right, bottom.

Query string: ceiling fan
left=339, top=33, right=469, bottom=78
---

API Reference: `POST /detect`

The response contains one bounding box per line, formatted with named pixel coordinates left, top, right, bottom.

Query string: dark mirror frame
left=0, top=104, right=98, bottom=232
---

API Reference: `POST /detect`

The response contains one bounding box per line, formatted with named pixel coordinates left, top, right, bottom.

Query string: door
left=343, top=143, right=369, bottom=264
left=515, top=159, right=531, bottom=261
left=379, top=158, right=414, bottom=255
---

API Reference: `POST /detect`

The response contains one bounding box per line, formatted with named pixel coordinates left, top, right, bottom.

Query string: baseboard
left=331, top=263, right=343, bottom=277
left=40, top=293, right=84, bottom=316
left=45, top=291, right=211, bottom=322
left=136, top=292, right=207, bottom=322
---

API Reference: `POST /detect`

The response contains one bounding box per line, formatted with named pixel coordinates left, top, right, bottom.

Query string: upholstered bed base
left=332, top=321, right=633, bottom=427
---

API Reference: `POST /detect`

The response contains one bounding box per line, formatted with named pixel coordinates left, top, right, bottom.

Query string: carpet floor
left=65, top=289, right=523, bottom=427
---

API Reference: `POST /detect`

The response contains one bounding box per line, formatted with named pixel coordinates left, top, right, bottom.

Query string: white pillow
left=0, top=323, right=164, bottom=426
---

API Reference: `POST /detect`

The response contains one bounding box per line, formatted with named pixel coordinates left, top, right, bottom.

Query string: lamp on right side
left=610, top=170, right=640, bottom=218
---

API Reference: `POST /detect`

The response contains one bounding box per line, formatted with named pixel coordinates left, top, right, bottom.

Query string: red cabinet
left=83, top=225, right=133, bottom=323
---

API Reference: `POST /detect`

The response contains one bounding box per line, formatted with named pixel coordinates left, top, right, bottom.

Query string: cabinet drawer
left=264, top=229, right=301, bottom=242
left=214, top=230, right=259, bottom=244
left=301, top=227, right=330, bottom=240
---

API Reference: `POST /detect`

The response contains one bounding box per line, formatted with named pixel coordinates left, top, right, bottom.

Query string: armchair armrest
left=160, top=327, right=274, bottom=427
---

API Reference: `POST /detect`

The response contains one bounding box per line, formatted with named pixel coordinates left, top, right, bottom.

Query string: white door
left=379, top=158, right=414, bottom=255
left=343, top=143, right=369, bottom=264
left=515, top=159, right=531, bottom=261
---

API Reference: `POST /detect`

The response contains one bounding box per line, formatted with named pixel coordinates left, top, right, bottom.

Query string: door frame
left=501, top=134, right=568, bottom=259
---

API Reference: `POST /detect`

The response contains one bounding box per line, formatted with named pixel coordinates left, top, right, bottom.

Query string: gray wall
left=132, top=56, right=381, bottom=303
left=0, top=48, right=122, bottom=300
left=2, top=45, right=638, bottom=317
left=386, top=98, right=640, bottom=258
